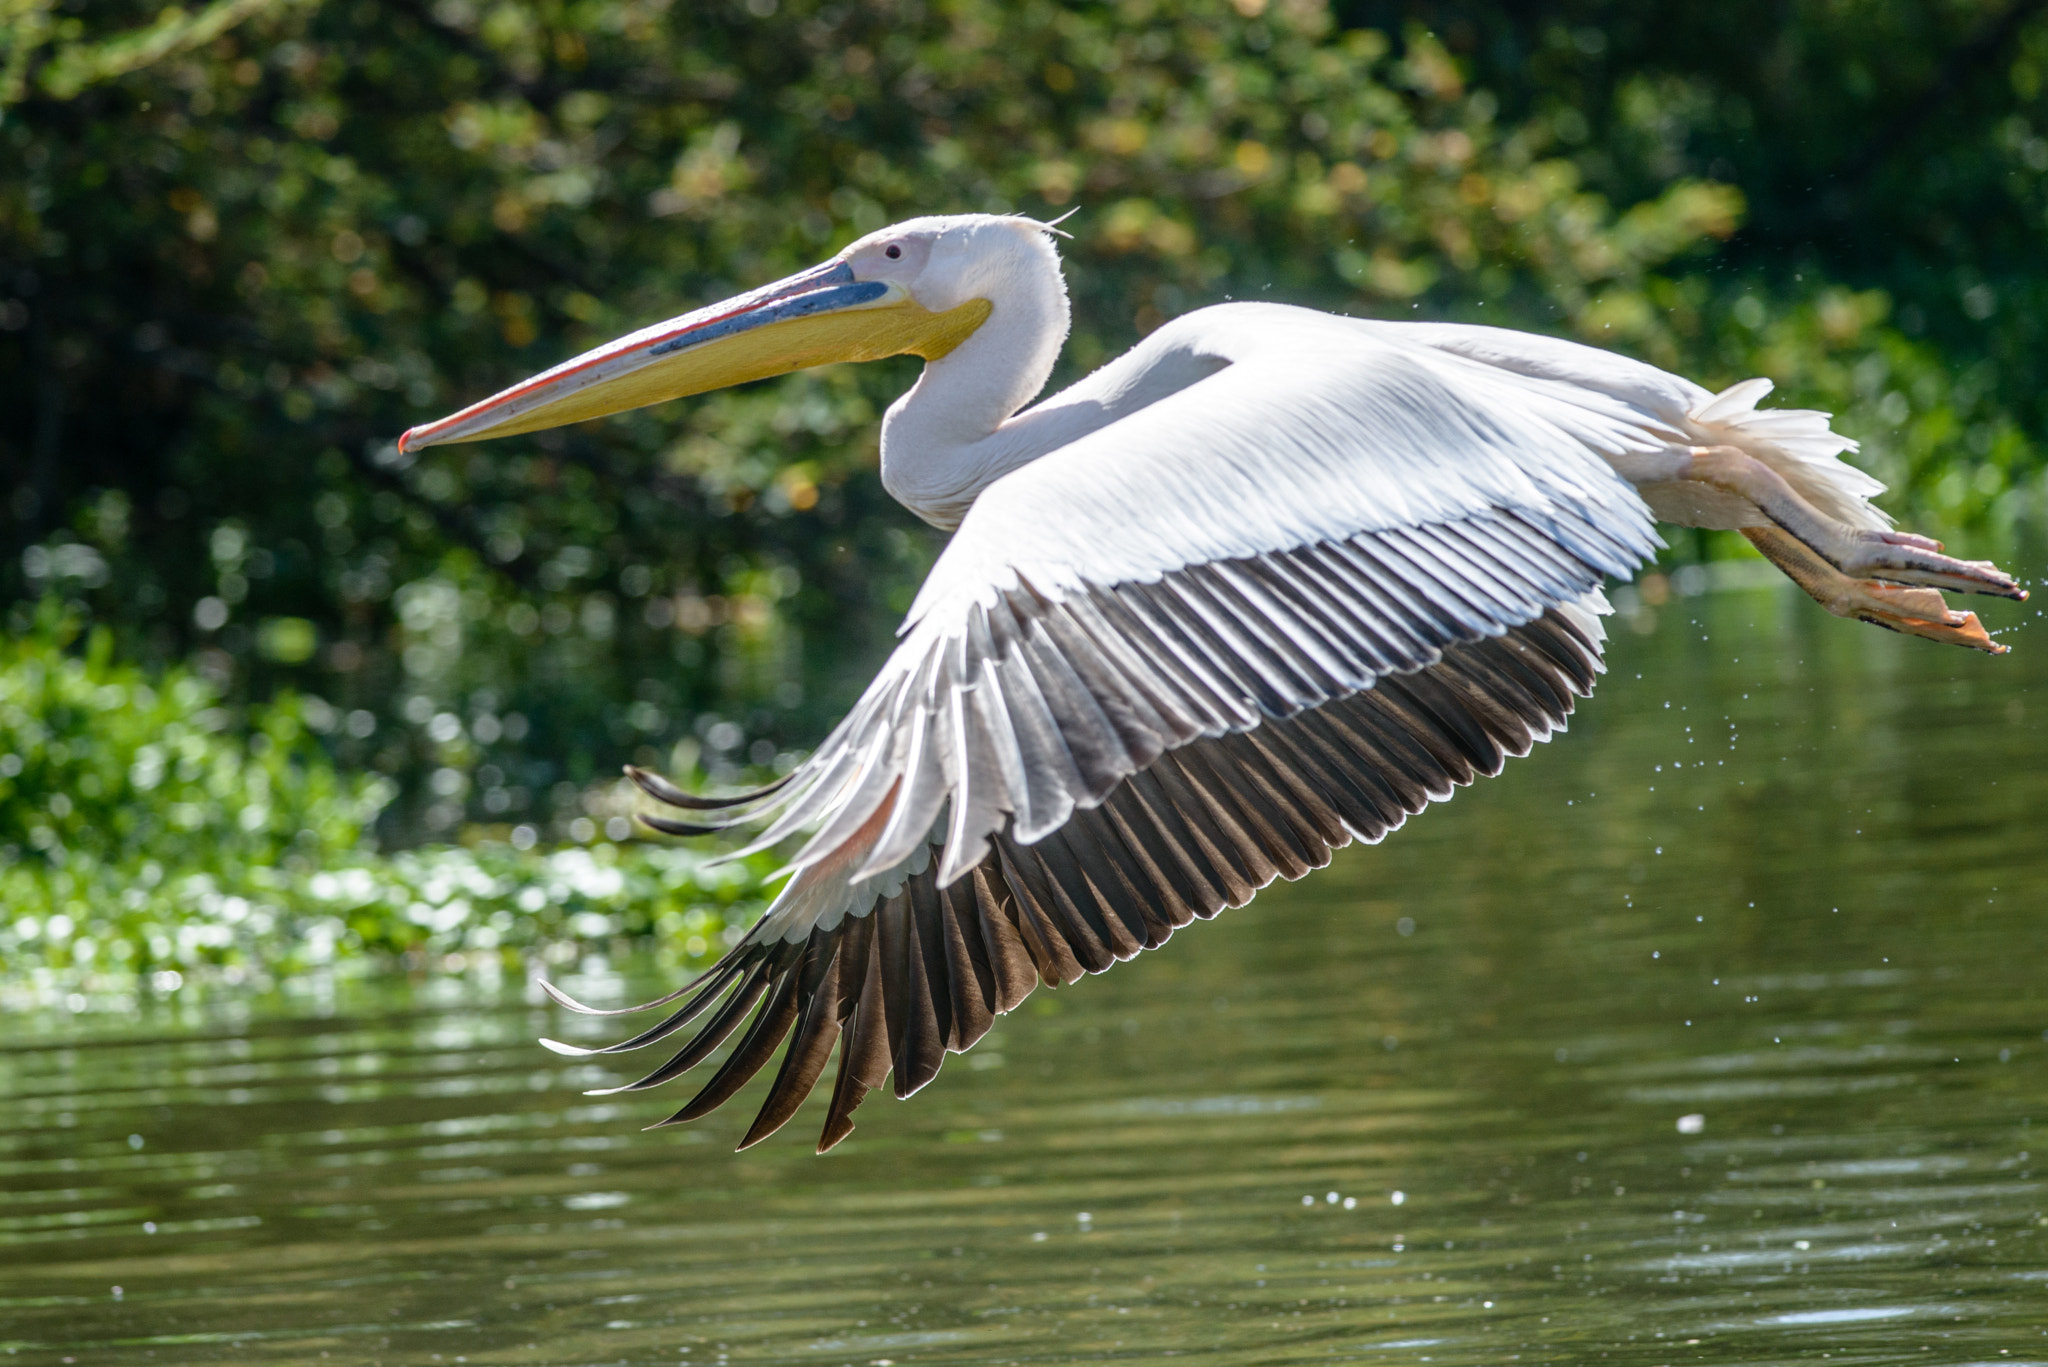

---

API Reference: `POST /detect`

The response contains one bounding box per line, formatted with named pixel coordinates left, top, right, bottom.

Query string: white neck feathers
left=879, top=224, right=1072, bottom=530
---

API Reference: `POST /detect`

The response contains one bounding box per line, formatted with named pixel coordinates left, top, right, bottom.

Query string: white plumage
left=401, top=213, right=2020, bottom=1150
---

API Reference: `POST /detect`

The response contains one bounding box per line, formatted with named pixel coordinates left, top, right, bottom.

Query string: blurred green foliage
left=1, top=0, right=2043, bottom=846
left=0, top=597, right=389, bottom=897
left=0, top=600, right=769, bottom=989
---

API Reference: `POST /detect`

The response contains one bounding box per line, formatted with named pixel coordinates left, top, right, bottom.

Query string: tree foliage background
left=3, top=0, right=2045, bottom=844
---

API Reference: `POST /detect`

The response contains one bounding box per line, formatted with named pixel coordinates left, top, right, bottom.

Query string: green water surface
left=4, top=586, right=2047, bottom=1364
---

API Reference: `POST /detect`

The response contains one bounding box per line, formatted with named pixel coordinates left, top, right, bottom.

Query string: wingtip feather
left=537, top=977, right=604, bottom=1014
left=639, top=813, right=728, bottom=838
left=625, top=763, right=796, bottom=811
left=817, top=1113, right=857, bottom=1152
left=539, top=971, right=713, bottom=1017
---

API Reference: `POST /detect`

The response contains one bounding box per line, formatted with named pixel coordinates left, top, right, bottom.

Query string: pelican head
left=397, top=214, right=1067, bottom=455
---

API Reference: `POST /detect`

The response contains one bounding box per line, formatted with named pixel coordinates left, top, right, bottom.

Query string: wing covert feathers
left=596, top=592, right=1608, bottom=1152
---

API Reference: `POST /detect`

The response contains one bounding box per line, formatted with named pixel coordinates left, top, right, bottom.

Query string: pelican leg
left=1742, top=526, right=2005, bottom=654
left=1681, top=446, right=2025, bottom=601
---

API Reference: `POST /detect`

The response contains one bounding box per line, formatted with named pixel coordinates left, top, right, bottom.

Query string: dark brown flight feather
left=582, top=592, right=1605, bottom=1153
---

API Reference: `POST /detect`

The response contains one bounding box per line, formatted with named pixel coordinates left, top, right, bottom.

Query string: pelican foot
left=1829, top=531, right=2025, bottom=600
left=1743, top=526, right=2008, bottom=654
left=1684, top=446, right=2025, bottom=598
left=1857, top=605, right=2004, bottom=653
left=1675, top=445, right=2024, bottom=650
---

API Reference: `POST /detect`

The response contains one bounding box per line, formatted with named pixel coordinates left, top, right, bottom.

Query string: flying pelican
left=400, top=214, right=2022, bottom=1151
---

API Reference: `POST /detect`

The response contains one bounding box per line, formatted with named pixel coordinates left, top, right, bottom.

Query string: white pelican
left=401, top=214, right=2022, bottom=1151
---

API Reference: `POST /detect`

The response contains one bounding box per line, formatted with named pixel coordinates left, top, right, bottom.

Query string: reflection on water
left=4, top=585, right=2047, bottom=1365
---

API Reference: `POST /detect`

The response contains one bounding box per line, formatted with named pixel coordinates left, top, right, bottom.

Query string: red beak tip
left=397, top=428, right=417, bottom=453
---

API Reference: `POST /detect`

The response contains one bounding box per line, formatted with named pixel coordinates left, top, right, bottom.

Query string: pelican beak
left=398, top=261, right=991, bottom=452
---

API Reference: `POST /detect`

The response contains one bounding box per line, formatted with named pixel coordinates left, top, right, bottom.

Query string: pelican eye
left=884, top=244, right=902, bottom=259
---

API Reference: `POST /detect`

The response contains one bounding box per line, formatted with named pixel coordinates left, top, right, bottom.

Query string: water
left=5, top=585, right=2047, bottom=1365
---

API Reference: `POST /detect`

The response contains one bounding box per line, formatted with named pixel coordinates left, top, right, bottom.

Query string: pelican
left=401, top=214, right=2022, bottom=1151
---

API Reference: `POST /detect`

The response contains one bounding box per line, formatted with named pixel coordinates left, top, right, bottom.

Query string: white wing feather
left=725, top=304, right=1704, bottom=939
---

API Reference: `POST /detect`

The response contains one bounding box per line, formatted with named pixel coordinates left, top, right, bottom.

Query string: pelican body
left=402, top=215, right=2022, bottom=1151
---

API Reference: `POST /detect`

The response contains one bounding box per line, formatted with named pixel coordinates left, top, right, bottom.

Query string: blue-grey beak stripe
left=647, top=273, right=889, bottom=358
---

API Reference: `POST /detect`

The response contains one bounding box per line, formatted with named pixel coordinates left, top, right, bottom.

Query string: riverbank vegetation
left=0, top=602, right=771, bottom=994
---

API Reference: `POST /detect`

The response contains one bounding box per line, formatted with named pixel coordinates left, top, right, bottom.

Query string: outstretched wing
left=549, top=305, right=1672, bottom=1149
